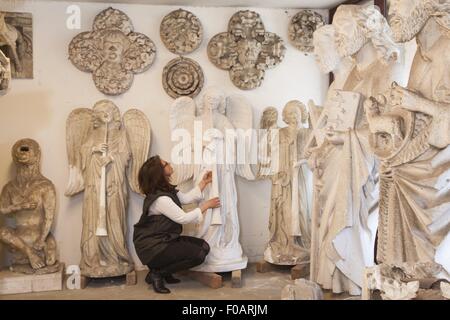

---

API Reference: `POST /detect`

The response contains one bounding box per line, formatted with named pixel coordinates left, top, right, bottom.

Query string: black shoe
left=164, top=273, right=181, bottom=284
left=146, top=270, right=170, bottom=294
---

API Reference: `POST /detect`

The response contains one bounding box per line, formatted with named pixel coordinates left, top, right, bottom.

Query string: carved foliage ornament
left=162, top=56, right=204, bottom=99
left=68, top=7, right=156, bottom=95
left=207, top=10, right=286, bottom=90
left=289, top=10, right=325, bottom=53
left=160, top=9, right=203, bottom=55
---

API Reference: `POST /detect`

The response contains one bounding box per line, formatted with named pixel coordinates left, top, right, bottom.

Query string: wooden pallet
left=181, top=269, right=243, bottom=289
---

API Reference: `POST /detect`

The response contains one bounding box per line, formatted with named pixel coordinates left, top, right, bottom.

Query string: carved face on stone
left=93, top=100, right=121, bottom=129
left=102, top=31, right=130, bottom=63
left=389, top=0, right=432, bottom=42
left=261, top=107, right=278, bottom=129
left=237, top=39, right=262, bottom=65
left=12, top=139, right=41, bottom=166
left=334, top=6, right=367, bottom=57
left=202, top=87, right=225, bottom=113
left=282, top=101, right=304, bottom=127
left=313, top=25, right=341, bottom=73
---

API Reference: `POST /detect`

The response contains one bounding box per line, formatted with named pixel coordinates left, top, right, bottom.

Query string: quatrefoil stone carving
left=207, top=10, right=286, bottom=90
left=68, top=7, right=156, bottom=95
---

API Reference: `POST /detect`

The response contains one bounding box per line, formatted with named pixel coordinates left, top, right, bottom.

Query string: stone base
left=0, top=263, right=64, bottom=295
left=281, top=278, right=323, bottom=300
left=190, top=255, right=248, bottom=273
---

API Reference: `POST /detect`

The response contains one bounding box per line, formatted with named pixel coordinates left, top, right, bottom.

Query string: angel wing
left=226, top=95, right=256, bottom=180
left=169, top=96, right=196, bottom=185
left=123, top=109, right=151, bottom=195
left=65, top=108, right=93, bottom=196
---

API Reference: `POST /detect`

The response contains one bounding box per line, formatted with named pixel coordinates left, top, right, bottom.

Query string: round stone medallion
left=162, top=57, right=204, bottom=98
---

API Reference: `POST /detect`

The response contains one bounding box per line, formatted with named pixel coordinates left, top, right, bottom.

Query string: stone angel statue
left=65, top=99, right=151, bottom=278
left=257, top=101, right=312, bottom=266
left=169, top=87, right=255, bottom=272
left=0, top=49, right=11, bottom=95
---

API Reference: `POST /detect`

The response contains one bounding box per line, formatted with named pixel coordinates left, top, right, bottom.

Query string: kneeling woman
left=133, top=155, right=220, bottom=294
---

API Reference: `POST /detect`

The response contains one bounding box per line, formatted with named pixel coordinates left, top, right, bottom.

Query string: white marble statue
left=65, top=100, right=151, bottom=278
left=258, top=101, right=311, bottom=265
left=364, top=0, right=450, bottom=275
left=169, top=87, right=255, bottom=272
left=0, top=49, right=11, bottom=95
left=307, top=5, right=401, bottom=295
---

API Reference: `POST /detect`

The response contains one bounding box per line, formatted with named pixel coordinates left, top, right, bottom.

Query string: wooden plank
left=256, top=260, right=273, bottom=273
left=231, top=270, right=242, bottom=288
left=291, top=263, right=310, bottom=280
left=185, top=271, right=222, bottom=289
left=80, top=275, right=90, bottom=289
left=126, top=270, right=137, bottom=286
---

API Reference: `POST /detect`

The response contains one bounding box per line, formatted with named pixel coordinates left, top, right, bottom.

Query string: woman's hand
left=200, top=197, right=221, bottom=213
left=198, top=171, right=213, bottom=191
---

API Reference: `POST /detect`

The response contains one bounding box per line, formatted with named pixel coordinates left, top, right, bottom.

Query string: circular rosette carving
left=162, top=57, right=204, bottom=99
left=93, top=7, right=134, bottom=35
left=207, top=32, right=237, bottom=70
left=68, top=31, right=103, bottom=72
left=230, top=65, right=264, bottom=90
left=122, top=32, right=156, bottom=73
left=160, top=9, right=203, bottom=54
left=228, top=10, right=266, bottom=40
left=93, top=61, right=133, bottom=96
left=289, top=10, right=325, bottom=53
left=259, top=33, right=286, bottom=68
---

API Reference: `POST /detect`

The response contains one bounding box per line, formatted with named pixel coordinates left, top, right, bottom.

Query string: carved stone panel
left=162, top=56, right=204, bottom=99
left=0, top=11, right=33, bottom=78
left=289, top=10, right=324, bottom=53
left=160, top=9, right=203, bottom=55
left=68, top=7, right=156, bottom=96
left=207, top=10, right=286, bottom=90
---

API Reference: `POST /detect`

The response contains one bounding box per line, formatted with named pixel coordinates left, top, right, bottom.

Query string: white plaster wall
left=0, top=0, right=330, bottom=269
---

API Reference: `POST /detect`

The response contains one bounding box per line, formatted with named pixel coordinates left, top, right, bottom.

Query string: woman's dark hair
left=138, top=155, right=176, bottom=196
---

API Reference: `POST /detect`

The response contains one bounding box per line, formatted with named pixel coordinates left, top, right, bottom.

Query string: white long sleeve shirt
left=148, top=186, right=204, bottom=224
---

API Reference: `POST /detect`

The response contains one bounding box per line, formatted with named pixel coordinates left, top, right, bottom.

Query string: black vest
left=133, top=189, right=183, bottom=265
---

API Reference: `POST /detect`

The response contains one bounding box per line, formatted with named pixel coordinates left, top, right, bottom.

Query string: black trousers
left=147, top=236, right=210, bottom=274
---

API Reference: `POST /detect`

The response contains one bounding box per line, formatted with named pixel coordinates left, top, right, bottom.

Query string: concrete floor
left=0, top=264, right=357, bottom=300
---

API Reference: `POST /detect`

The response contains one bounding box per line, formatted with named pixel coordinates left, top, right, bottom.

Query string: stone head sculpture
left=282, top=100, right=307, bottom=128
left=389, top=0, right=450, bottom=42
left=12, top=138, right=41, bottom=167
left=313, top=25, right=341, bottom=74
left=333, top=5, right=400, bottom=63
left=201, top=87, right=226, bottom=114
left=260, top=107, right=278, bottom=129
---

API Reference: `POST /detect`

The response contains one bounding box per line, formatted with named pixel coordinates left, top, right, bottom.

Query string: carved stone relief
left=207, top=10, right=286, bottom=90
left=0, top=49, right=11, bottom=95
left=68, top=7, right=156, bottom=96
left=288, top=10, right=325, bottom=53
left=363, top=0, right=450, bottom=270
left=162, top=56, right=204, bottom=99
left=160, top=8, right=203, bottom=55
left=65, top=100, right=151, bottom=278
left=0, top=139, right=60, bottom=274
left=0, top=11, right=33, bottom=78
left=362, top=263, right=450, bottom=300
